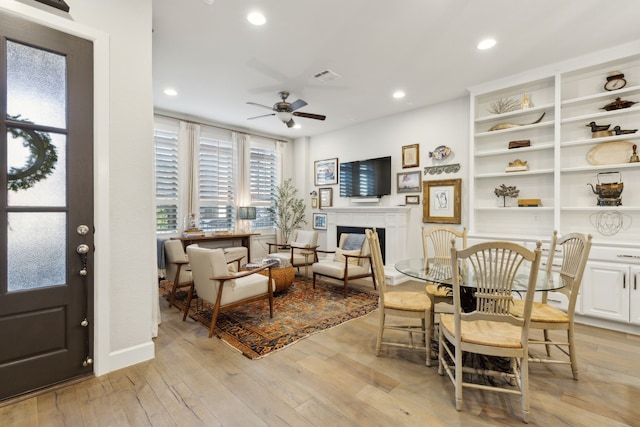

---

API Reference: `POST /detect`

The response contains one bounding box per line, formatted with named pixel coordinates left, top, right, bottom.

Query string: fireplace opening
left=336, top=226, right=386, bottom=264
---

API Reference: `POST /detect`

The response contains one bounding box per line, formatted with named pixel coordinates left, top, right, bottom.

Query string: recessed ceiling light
left=393, top=90, right=406, bottom=99
left=164, top=88, right=178, bottom=96
left=477, top=38, right=497, bottom=50
left=247, top=11, right=266, bottom=26
left=293, top=124, right=301, bottom=129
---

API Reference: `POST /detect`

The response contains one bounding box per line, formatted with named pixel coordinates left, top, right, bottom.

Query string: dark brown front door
left=0, top=10, right=94, bottom=400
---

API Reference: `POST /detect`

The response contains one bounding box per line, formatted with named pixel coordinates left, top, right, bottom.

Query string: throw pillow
left=343, top=233, right=366, bottom=251
left=334, top=248, right=361, bottom=265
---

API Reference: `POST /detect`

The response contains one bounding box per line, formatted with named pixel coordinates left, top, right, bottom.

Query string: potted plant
left=270, top=178, right=307, bottom=245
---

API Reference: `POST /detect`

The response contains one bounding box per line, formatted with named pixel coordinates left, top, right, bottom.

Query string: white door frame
left=1, top=1, right=112, bottom=376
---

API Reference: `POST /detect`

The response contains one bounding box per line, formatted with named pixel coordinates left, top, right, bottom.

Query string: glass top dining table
left=394, top=258, right=565, bottom=293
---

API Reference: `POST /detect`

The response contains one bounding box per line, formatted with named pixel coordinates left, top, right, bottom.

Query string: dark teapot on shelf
left=587, top=171, right=623, bottom=206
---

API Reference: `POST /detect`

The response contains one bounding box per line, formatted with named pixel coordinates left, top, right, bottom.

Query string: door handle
left=77, top=244, right=89, bottom=276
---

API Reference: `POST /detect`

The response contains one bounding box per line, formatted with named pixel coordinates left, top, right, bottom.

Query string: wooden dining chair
left=438, top=240, right=542, bottom=423
left=510, top=232, right=592, bottom=380
left=421, top=226, right=467, bottom=358
left=366, top=228, right=433, bottom=366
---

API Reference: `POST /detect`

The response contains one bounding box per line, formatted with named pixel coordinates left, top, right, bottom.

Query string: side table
left=244, top=261, right=295, bottom=292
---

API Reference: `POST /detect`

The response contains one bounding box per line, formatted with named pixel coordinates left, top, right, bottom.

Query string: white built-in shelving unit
left=468, top=41, right=640, bottom=334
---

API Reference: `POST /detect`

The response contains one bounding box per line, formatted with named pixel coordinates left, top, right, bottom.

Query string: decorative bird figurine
left=613, top=126, right=638, bottom=135
left=586, top=122, right=610, bottom=132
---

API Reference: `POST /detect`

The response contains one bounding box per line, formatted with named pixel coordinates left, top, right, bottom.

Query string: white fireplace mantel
left=322, top=206, right=411, bottom=266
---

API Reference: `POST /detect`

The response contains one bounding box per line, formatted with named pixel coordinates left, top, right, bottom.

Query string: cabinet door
left=630, top=267, right=640, bottom=326
left=582, top=261, right=629, bottom=322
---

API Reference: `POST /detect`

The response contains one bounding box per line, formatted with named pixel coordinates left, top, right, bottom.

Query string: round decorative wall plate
left=429, top=145, right=451, bottom=160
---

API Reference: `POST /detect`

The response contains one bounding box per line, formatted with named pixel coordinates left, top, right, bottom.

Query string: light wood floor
left=2, top=278, right=639, bottom=426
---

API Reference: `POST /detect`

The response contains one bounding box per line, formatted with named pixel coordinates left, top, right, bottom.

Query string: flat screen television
left=339, top=156, right=392, bottom=198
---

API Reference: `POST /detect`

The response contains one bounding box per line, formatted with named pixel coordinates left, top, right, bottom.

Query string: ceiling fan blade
left=285, top=119, right=296, bottom=128
left=246, top=101, right=275, bottom=111
left=293, top=111, right=326, bottom=121
left=247, top=113, right=275, bottom=120
left=289, top=99, right=308, bottom=111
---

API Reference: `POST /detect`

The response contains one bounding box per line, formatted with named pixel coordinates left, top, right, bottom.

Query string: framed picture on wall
left=423, top=178, right=461, bottom=224
left=402, top=144, right=420, bottom=168
left=319, top=187, right=333, bottom=208
left=313, top=213, right=327, bottom=230
left=397, top=170, right=422, bottom=193
left=314, top=158, right=338, bottom=186
left=405, top=195, right=420, bottom=205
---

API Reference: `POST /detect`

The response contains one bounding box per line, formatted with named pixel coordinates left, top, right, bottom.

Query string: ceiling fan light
left=276, top=111, right=293, bottom=122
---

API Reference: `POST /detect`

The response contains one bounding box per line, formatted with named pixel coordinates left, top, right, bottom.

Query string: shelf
left=560, top=162, right=640, bottom=174
left=561, top=105, right=640, bottom=125
left=475, top=169, right=554, bottom=179
left=561, top=85, right=640, bottom=107
left=471, top=48, right=640, bottom=250
left=474, top=120, right=554, bottom=137
left=475, top=143, right=554, bottom=157
left=561, top=133, right=640, bottom=148
left=561, top=206, right=640, bottom=212
left=475, top=104, right=554, bottom=123
left=475, top=206, right=553, bottom=211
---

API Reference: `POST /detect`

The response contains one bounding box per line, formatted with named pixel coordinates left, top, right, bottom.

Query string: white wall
left=1, top=0, right=156, bottom=375
left=308, top=96, right=470, bottom=257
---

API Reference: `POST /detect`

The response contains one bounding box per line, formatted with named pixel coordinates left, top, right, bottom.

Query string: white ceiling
left=152, top=0, right=640, bottom=139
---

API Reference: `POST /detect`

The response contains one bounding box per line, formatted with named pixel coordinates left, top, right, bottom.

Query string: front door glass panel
left=7, top=130, right=66, bottom=207
left=7, top=212, right=66, bottom=291
left=6, top=40, right=67, bottom=129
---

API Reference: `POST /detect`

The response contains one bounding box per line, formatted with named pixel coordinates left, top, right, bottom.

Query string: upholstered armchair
left=164, top=239, right=193, bottom=309
left=185, top=246, right=275, bottom=337
left=312, top=233, right=375, bottom=298
left=267, top=229, right=319, bottom=268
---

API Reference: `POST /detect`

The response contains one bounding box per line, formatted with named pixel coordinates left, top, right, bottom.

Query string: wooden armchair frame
left=185, top=247, right=275, bottom=338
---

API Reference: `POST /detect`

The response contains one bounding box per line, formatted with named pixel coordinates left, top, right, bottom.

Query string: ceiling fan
left=247, top=91, right=326, bottom=128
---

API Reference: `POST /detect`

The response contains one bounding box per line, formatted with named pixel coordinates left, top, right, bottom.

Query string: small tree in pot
left=270, top=178, right=307, bottom=245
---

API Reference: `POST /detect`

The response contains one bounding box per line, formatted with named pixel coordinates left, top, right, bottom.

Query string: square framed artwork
left=397, top=170, right=422, bottom=193
left=314, top=158, right=338, bottom=186
left=423, top=178, right=461, bottom=224
left=405, top=195, right=420, bottom=205
left=313, top=213, right=327, bottom=230
left=319, top=187, right=333, bottom=208
left=402, top=144, right=420, bottom=168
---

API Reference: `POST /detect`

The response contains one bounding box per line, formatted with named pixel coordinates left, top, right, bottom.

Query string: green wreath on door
left=7, top=114, right=58, bottom=192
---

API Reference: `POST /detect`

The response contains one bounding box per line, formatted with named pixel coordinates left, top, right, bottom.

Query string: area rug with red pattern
left=159, top=279, right=378, bottom=359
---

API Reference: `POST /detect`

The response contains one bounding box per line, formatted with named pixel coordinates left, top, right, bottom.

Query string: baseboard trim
left=108, top=340, right=155, bottom=373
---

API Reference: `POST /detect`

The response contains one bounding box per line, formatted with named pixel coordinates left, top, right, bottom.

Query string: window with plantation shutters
left=153, top=116, right=282, bottom=235
left=250, top=142, right=278, bottom=229
left=199, top=136, right=234, bottom=231
left=154, top=129, right=179, bottom=233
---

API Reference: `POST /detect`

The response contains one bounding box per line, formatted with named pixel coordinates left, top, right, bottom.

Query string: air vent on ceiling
left=313, top=69, right=342, bottom=83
